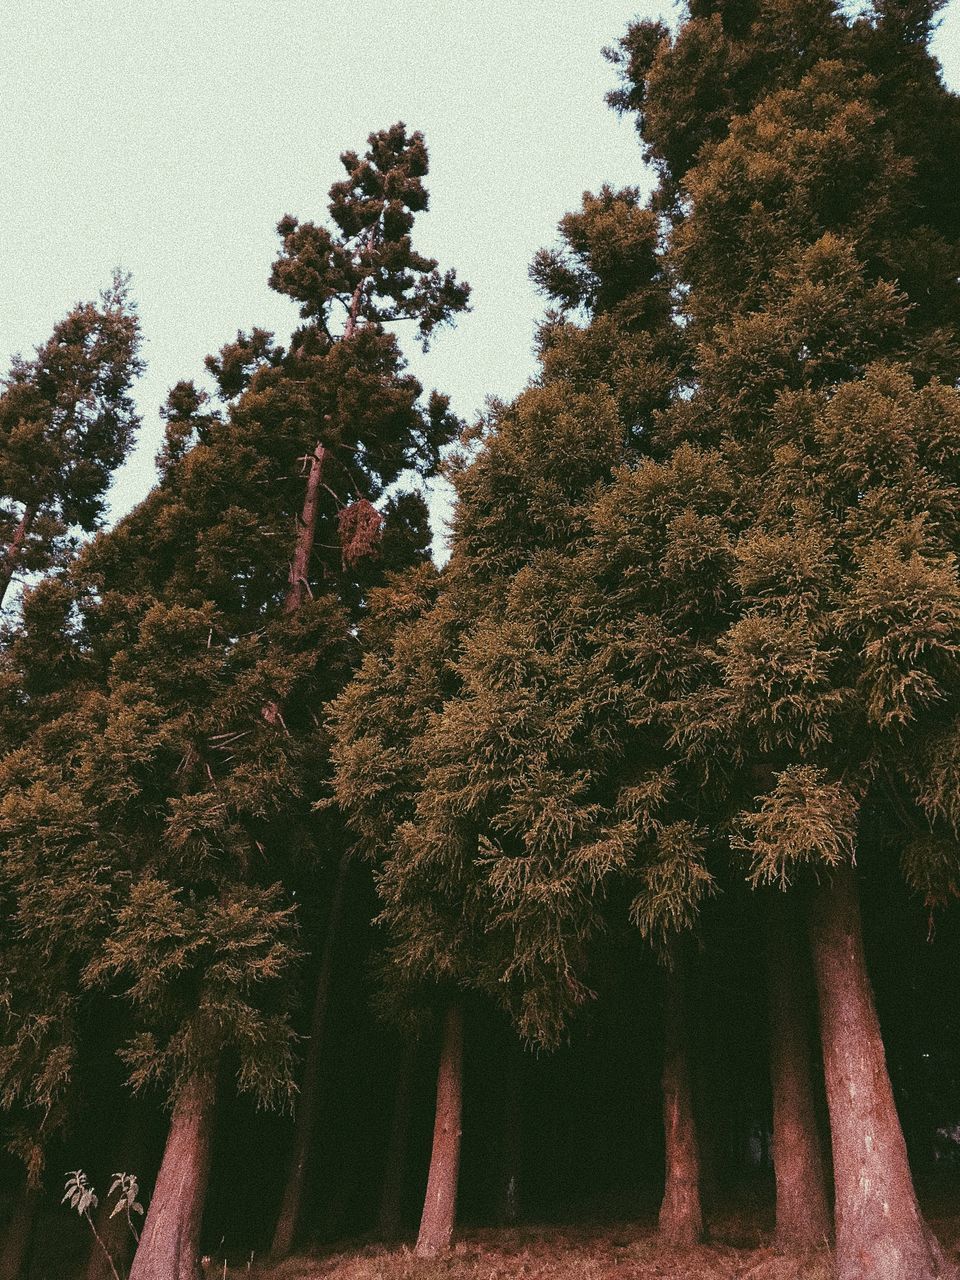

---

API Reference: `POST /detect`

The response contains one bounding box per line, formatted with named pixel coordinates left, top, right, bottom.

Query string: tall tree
left=330, top=182, right=687, bottom=1248
left=0, top=275, right=142, bottom=608
left=265, top=122, right=467, bottom=1259
left=333, top=7, right=960, bottom=1275
left=0, top=123, right=466, bottom=1280
left=607, top=3, right=960, bottom=1275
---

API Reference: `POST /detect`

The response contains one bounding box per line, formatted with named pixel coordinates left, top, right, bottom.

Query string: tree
left=265, top=122, right=468, bottom=1259
left=606, top=3, right=960, bottom=1274
left=0, top=574, right=114, bottom=1276
left=0, top=275, right=142, bottom=608
left=0, top=123, right=466, bottom=1280
left=330, top=181, right=686, bottom=1249
left=761, top=891, right=830, bottom=1251
left=332, top=6, right=960, bottom=1273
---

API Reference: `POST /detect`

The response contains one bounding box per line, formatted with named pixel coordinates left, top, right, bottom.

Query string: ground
left=217, top=1201, right=960, bottom=1280
left=228, top=1231, right=828, bottom=1280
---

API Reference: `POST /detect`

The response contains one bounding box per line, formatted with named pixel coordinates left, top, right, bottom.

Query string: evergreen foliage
left=0, top=123, right=466, bottom=1210
left=0, top=275, right=142, bottom=608
left=3, top=4, right=960, bottom=1273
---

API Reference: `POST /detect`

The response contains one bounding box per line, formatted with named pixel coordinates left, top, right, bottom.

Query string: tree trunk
left=377, top=1037, right=417, bottom=1241
left=0, top=1179, right=38, bottom=1280
left=282, top=443, right=326, bottom=618
left=127, top=1072, right=216, bottom=1280
left=763, top=892, right=832, bottom=1251
left=659, top=953, right=704, bottom=1246
left=809, top=861, right=951, bottom=1280
left=0, top=505, right=36, bottom=608
left=494, top=1050, right=522, bottom=1227
left=274, top=275, right=363, bottom=629
left=270, top=851, right=351, bottom=1257
left=415, top=1004, right=464, bottom=1259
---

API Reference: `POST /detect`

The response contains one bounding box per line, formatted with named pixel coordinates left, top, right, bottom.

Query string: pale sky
left=2, top=2, right=959, bottom=556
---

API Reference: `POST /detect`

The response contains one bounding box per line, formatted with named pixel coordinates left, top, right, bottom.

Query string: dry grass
left=227, top=1222, right=836, bottom=1280
left=217, top=1200, right=960, bottom=1280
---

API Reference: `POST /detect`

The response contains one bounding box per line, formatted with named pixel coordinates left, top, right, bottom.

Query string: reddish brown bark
left=763, top=892, right=832, bottom=1251
left=277, top=277, right=364, bottom=625
left=377, top=1037, right=417, bottom=1241
left=270, top=851, right=352, bottom=1257
left=809, top=862, right=952, bottom=1280
left=415, top=1004, right=464, bottom=1258
left=128, top=1072, right=216, bottom=1280
left=0, top=1179, right=38, bottom=1280
left=0, top=504, right=36, bottom=608
left=659, top=954, right=703, bottom=1246
left=282, top=443, right=326, bottom=619
left=263, top=284, right=366, bottom=730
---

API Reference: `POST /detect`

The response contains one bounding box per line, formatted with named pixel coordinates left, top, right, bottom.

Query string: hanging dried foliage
left=338, top=498, right=384, bottom=568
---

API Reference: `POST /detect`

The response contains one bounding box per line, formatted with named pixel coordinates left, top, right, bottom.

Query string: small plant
left=109, top=1172, right=144, bottom=1243
left=63, top=1168, right=146, bottom=1280
left=63, top=1171, right=122, bottom=1280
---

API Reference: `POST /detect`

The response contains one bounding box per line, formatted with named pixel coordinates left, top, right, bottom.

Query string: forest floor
left=225, top=1204, right=960, bottom=1280
left=233, top=1230, right=829, bottom=1280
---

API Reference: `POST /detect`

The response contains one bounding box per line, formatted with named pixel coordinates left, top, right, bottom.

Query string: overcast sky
left=2, top=2, right=959, bottom=555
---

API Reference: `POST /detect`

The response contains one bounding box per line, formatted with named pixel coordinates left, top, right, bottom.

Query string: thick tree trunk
left=270, top=851, right=351, bottom=1257
left=763, top=892, right=831, bottom=1251
left=0, top=505, right=36, bottom=608
left=377, top=1037, right=417, bottom=1241
left=659, top=954, right=704, bottom=1246
left=128, top=1072, right=216, bottom=1280
left=0, top=1179, right=38, bottom=1280
left=415, top=1004, right=464, bottom=1259
left=809, top=861, right=951, bottom=1280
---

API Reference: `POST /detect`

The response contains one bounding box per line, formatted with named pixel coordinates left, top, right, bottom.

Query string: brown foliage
left=338, top=499, right=384, bottom=569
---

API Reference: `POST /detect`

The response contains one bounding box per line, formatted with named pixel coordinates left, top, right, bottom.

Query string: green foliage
left=330, top=0, right=960, bottom=1070
left=0, top=273, right=142, bottom=603
left=629, top=821, right=716, bottom=948
left=270, top=122, right=469, bottom=347
left=0, top=121, right=466, bottom=1177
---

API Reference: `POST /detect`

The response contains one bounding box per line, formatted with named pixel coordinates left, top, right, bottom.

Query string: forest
left=2, top=3, right=960, bottom=1279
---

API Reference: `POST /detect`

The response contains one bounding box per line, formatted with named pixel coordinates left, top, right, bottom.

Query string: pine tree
left=0, top=275, right=142, bottom=608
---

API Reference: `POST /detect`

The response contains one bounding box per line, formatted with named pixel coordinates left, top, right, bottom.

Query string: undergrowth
left=229, top=1224, right=837, bottom=1280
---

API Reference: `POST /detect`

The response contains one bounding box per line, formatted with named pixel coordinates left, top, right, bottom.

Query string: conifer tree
left=0, top=276, right=142, bottom=607
left=605, top=3, right=960, bottom=1275
left=0, top=534, right=138, bottom=1279
left=0, top=123, right=466, bottom=1280
left=330, top=183, right=685, bottom=1251
left=334, top=7, right=960, bottom=1274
